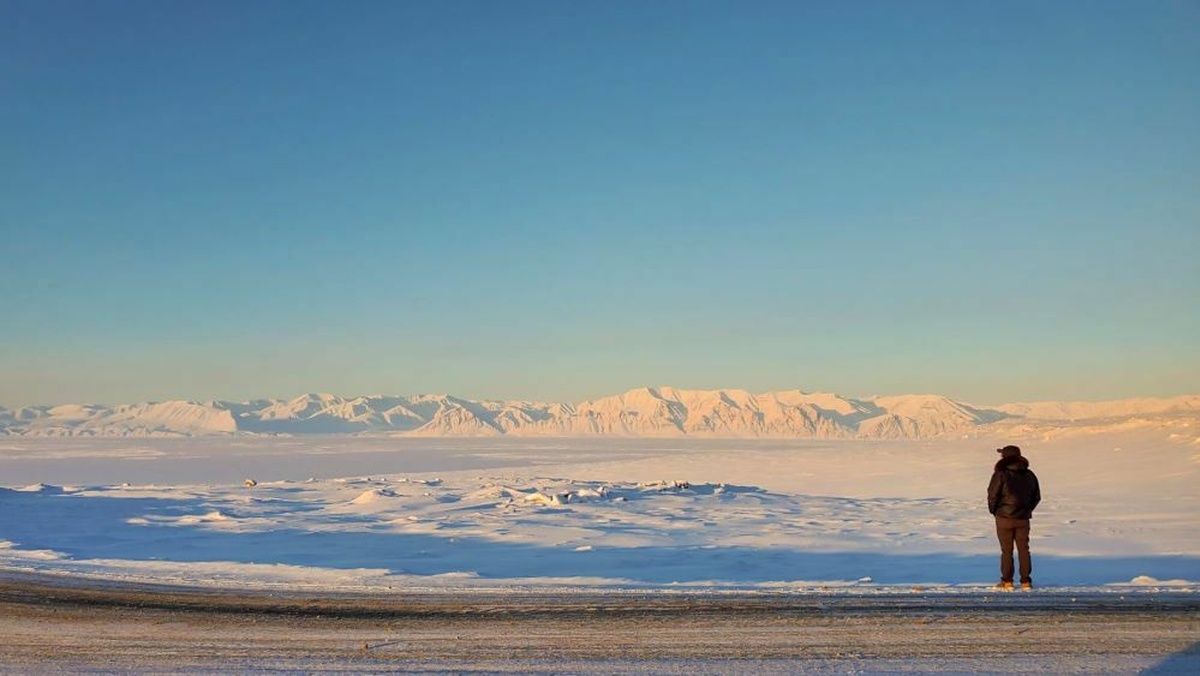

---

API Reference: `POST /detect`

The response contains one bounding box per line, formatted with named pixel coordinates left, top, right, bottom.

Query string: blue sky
left=3, top=0, right=1198, bottom=406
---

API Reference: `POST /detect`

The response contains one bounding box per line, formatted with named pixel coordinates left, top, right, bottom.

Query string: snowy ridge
left=1, top=389, right=1197, bottom=440
left=0, top=401, right=238, bottom=437
left=996, top=395, right=1200, bottom=420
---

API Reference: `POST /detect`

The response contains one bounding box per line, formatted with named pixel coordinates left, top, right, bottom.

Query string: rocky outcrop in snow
left=2, top=389, right=1196, bottom=441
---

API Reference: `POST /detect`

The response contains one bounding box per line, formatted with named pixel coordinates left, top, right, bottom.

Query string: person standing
left=987, top=444, right=1041, bottom=590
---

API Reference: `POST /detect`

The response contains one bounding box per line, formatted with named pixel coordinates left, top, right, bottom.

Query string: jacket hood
left=995, top=455, right=1030, bottom=472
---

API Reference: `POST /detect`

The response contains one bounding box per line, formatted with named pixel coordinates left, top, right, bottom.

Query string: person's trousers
left=995, top=516, right=1032, bottom=582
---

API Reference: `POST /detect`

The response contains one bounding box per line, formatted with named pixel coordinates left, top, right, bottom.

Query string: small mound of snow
left=351, top=488, right=398, bottom=504
left=572, top=486, right=608, bottom=501
left=178, top=510, right=230, bottom=524
left=430, top=571, right=480, bottom=580
left=16, top=483, right=62, bottom=493
left=0, top=540, right=64, bottom=560
left=1125, top=575, right=1195, bottom=587
left=523, top=491, right=568, bottom=507
left=468, top=484, right=535, bottom=501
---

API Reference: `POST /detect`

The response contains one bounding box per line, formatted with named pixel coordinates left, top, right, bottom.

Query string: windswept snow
left=1, top=431, right=1196, bottom=592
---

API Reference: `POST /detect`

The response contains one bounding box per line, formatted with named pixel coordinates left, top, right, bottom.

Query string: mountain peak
left=3, top=389, right=1196, bottom=441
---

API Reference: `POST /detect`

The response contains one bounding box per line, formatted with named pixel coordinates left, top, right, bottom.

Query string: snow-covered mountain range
left=2, top=388, right=1197, bottom=441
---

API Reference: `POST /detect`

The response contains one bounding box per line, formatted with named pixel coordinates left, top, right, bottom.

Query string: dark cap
left=996, top=444, right=1022, bottom=458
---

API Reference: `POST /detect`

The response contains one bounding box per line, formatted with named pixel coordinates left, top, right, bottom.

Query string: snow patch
left=1123, top=575, right=1195, bottom=587
left=0, top=540, right=66, bottom=560
left=177, top=510, right=232, bottom=524
left=16, top=483, right=62, bottom=493
left=351, top=488, right=399, bottom=504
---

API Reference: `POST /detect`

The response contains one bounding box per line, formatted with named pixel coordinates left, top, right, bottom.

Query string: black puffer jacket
left=988, top=456, right=1041, bottom=519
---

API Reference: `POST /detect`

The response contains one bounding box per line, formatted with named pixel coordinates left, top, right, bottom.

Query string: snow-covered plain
left=2, top=430, right=1197, bottom=592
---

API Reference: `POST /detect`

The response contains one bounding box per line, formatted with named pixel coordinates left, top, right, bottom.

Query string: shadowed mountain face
left=1, top=389, right=1197, bottom=440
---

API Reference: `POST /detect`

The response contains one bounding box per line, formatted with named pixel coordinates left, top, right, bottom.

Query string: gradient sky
left=3, top=0, right=1198, bottom=407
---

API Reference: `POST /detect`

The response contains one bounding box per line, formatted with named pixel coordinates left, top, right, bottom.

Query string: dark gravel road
left=2, top=572, right=1197, bottom=673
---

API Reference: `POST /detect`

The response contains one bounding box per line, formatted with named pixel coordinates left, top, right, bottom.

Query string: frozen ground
left=1, top=433, right=1197, bottom=672
left=1, top=434, right=1197, bottom=590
